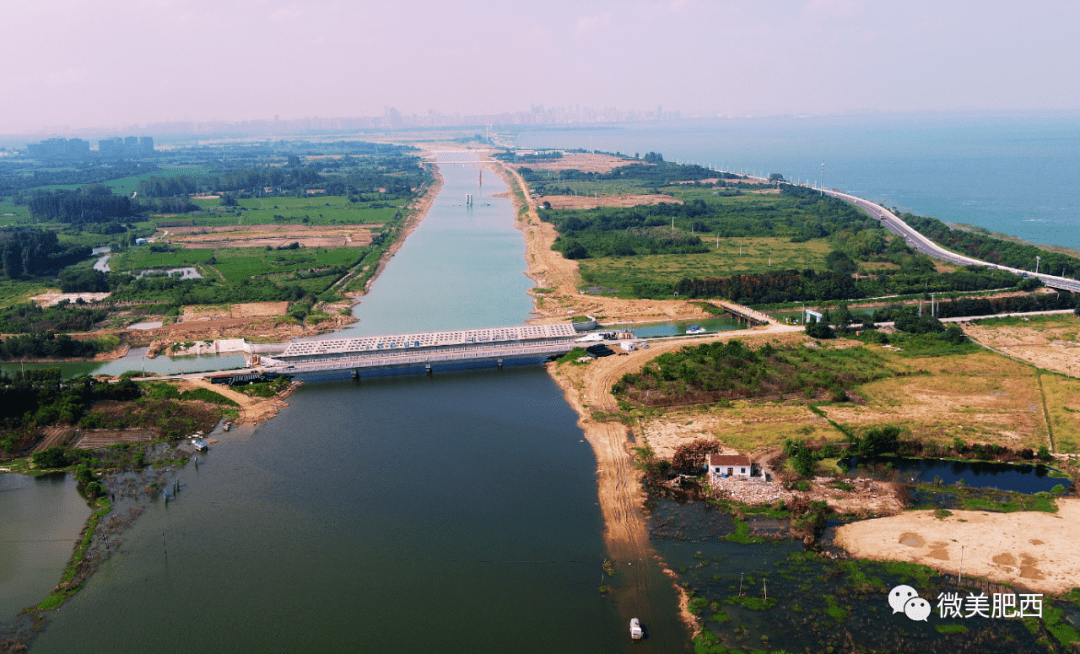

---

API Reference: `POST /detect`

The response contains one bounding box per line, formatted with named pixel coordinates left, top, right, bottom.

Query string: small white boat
left=685, top=325, right=707, bottom=335
left=190, top=439, right=208, bottom=452
left=630, top=618, right=643, bottom=640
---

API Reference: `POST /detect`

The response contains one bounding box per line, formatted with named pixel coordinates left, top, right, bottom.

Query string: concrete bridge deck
left=256, top=324, right=581, bottom=375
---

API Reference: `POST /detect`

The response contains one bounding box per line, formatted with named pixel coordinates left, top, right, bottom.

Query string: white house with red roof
left=708, top=454, right=753, bottom=481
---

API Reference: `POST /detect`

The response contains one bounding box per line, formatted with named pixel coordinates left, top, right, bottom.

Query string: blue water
left=513, top=114, right=1080, bottom=251
left=847, top=456, right=1065, bottom=493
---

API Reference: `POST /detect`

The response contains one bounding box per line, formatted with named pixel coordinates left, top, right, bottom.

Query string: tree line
left=902, top=212, right=1080, bottom=278
left=1, top=229, right=91, bottom=278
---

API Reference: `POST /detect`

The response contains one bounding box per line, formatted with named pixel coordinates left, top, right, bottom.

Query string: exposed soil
left=835, top=499, right=1080, bottom=594
left=961, top=316, right=1080, bottom=378
left=513, top=152, right=639, bottom=174
left=179, top=378, right=300, bottom=425
left=538, top=194, right=682, bottom=210
left=164, top=223, right=375, bottom=249
left=30, top=292, right=111, bottom=306
left=488, top=158, right=764, bottom=326
left=181, top=302, right=289, bottom=321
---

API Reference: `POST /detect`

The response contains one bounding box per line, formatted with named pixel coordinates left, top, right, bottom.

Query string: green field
left=112, top=246, right=363, bottom=286
left=24, top=165, right=212, bottom=195
left=579, top=236, right=832, bottom=294
left=0, top=202, right=34, bottom=226
left=179, top=194, right=403, bottom=227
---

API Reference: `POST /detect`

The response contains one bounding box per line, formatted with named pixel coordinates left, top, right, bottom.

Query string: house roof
left=709, top=454, right=751, bottom=467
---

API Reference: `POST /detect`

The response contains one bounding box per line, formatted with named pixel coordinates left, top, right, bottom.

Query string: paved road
left=821, top=188, right=1080, bottom=293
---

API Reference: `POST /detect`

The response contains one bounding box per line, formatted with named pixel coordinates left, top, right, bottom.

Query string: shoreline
left=493, top=149, right=814, bottom=637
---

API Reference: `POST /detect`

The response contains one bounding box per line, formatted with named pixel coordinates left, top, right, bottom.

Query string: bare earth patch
left=962, top=315, right=1080, bottom=378
left=836, top=500, right=1080, bottom=594
left=182, top=302, right=289, bottom=322
left=823, top=349, right=1052, bottom=450
left=31, top=292, right=111, bottom=306
left=514, top=153, right=638, bottom=174
left=539, top=194, right=682, bottom=210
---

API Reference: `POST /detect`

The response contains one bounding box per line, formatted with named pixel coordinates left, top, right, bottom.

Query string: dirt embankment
left=486, top=157, right=740, bottom=326
left=539, top=194, right=682, bottom=210
left=181, top=377, right=300, bottom=425
left=544, top=325, right=805, bottom=632
left=836, top=500, right=1080, bottom=595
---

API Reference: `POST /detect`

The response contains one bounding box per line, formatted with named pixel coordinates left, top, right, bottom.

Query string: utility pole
left=820, top=163, right=825, bottom=196
left=1036, top=256, right=1041, bottom=275
left=959, top=545, right=964, bottom=584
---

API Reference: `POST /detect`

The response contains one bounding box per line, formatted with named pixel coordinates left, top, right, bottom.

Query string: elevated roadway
left=255, top=324, right=583, bottom=376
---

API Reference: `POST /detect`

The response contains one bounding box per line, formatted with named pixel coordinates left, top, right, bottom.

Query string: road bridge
left=254, top=324, right=582, bottom=376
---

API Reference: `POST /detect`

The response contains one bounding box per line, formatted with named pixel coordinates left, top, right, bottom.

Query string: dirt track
left=182, top=378, right=296, bottom=425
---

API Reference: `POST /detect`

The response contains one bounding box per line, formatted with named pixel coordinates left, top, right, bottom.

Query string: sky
left=3, top=0, right=1079, bottom=132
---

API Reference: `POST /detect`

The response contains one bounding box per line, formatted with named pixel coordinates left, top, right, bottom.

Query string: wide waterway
left=22, top=152, right=687, bottom=652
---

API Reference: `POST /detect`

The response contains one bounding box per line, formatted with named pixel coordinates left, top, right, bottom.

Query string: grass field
left=0, top=202, right=34, bottom=226
left=24, top=165, right=212, bottom=195
left=111, top=245, right=364, bottom=293
left=629, top=341, right=1071, bottom=457
left=181, top=194, right=403, bottom=227
left=817, top=349, right=1052, bottom=450
left=1040, top=373, right=1080, bottom=454
left=0, top=279, right=54, bottom=308
left=579, top=236, right=832, bottom=293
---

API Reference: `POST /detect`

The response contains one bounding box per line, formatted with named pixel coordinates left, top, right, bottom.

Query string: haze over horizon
left=4, top=0, right=1079, bottom=133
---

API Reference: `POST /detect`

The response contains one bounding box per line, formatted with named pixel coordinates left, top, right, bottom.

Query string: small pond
left=843, top=456, right=1068, bottom=494
left=602, top=317, right=747, bottom=338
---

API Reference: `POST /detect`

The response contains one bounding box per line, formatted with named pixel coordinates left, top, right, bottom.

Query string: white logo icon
left=889, top=585, right=930, bottom=621
left=904, top=596, right=932, bottom=621
left=889, top=585, right=918, bottom=614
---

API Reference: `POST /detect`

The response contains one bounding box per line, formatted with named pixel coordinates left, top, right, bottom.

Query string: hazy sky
left=4, top=0, right=1078, bottom=132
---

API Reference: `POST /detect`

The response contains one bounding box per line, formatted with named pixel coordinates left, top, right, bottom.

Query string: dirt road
left=182, top=378, right=297, bottom=425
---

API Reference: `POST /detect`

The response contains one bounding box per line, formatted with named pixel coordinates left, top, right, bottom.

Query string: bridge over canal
left=253, top=324, right=583, bottom=376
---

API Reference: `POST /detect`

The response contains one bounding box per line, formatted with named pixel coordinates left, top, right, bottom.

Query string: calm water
left=334, top=152, right=535, bottom=336
left=24, top=153, right=687, bottom=653
left=514, top=114, right=1080, bottom=251
left=847, top=456, right=1065, bottom=493
left=607, top=316, right=747, bottom=338
left=0, top=349, right=247, bottom=380
left=0, top=473, right=89, bottom=618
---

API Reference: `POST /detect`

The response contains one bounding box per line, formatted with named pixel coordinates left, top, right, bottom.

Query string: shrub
left=32, top=446, right=69, bottom=469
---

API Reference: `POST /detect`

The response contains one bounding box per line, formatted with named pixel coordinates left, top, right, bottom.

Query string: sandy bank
left=835, top=499, right=1080, bottom=595
left=485, top=156, right=744, bottom=326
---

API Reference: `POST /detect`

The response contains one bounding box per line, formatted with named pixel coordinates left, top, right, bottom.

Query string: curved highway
left=821, top=188, right=1080, bottom=294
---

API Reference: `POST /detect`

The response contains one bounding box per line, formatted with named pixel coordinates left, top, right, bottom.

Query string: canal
left=19, top=152, right=687, bottom=652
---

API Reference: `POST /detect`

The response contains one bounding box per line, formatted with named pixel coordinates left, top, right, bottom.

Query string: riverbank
left=544, top=324, right=806, bottom=636
left=486, top=156, right=726, bottom=327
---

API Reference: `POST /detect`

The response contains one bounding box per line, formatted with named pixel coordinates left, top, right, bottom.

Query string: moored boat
left=630, top=618, right=643, bottom=640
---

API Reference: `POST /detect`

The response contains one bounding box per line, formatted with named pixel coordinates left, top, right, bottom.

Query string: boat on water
left=190, top=439, right=208, bottom=452
left=685, top=325, right=707, bottom=335
left=630, top=618, right=643, bottom=640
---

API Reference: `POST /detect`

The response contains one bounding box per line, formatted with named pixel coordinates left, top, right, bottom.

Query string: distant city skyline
left=4, top=0, right=1079, bottom=134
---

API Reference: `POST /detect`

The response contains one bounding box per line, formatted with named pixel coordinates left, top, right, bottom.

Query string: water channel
left=16, top=152, right=687, bottom=652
